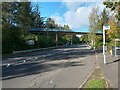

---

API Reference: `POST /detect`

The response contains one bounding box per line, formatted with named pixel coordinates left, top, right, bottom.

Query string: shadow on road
left=2, top=45, right=102, bottom=80
left=2, top=60, right=85, bottom=80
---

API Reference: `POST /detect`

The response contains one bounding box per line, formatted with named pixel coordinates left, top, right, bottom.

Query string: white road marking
left=7, top=64, right=11, bottom=67
left=35, top=57, right=38, bottom=60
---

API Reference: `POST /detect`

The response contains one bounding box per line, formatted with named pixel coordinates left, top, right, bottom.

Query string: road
left=2, top=44, right=97, bottom=88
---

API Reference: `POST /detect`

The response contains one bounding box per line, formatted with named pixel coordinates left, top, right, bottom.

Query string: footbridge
left=29, top=28, right=102, bottom=35
left=29, top=28, right=102, bottom=46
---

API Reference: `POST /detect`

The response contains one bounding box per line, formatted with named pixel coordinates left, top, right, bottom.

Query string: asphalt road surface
left=2, top=44, right=97, bottom=88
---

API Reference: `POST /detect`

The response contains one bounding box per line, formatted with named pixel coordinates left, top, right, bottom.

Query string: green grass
left=85, top=79, right=105, bottom=90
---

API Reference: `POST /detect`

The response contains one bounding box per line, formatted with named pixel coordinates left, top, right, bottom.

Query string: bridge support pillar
left=47, top=30, right=49, bottom=46
left=56, top=32, right=58, bottom=47
left=71, top=34, right=73, bottom=45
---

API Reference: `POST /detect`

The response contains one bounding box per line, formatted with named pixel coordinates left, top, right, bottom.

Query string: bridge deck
left=29, top=28, right=102, bottom=35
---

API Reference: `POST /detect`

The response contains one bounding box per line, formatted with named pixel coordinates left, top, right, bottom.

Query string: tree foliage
left=89, top=7, right=100, bottom=47
left=31, top=3, right=44, bottom=28
left=80, top=35, right=89, bottom=43
left=103, top=1, right=120, bottom=21
left=103, top=1, right=120, bottom=49
left=45, top=18, right=56, bottom=29
left=64, top=25, right=70, bottom=30
left=106, top=15, right=120, bottom=48
left=97, top=8, right=109, bottom=30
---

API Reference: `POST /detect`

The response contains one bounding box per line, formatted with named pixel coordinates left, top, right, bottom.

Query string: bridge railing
left=29, top=27, right=102, bottom=35
left=29, top=28, right=73, bottom=32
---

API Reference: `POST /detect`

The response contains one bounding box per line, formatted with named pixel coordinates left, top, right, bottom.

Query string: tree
left=101, top=8, right=109, bottom=25
left=97, top=8, right=109, bottom=30
left=80, top=34, right=89, bottom=43
left=45, top=18, right=56, bottom=29
left=103, top=2, right=120, bottom=50
left=17, top=2, right=33, bottom=34
left=2, top=2, right=36, bottom=53
left=103, top=1, right=120, bottom=21
left=2, top=2, right=23, bottom=53
left=31, top=3, right=44, bottom=28
left=89, top=7, right=100, bottom=47
left=106, top=15, right=120, bottom=45
left=63, top=25, right=70, bottom=30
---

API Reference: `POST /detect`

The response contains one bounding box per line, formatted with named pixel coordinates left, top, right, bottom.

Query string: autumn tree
left=103, top=1, right=120, bottom=49
left=103, top=1, right=120, bottom=21
left=106, top=15, right=120, bottom=48
left=97, top=8, right=109, bottom=30
left=89, top=7, right=100, bottom=47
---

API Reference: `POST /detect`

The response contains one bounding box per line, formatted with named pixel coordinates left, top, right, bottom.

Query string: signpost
left=103, top=25, right=110, bottom=64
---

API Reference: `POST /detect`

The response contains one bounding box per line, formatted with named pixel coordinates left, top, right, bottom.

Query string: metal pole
left=103, top=28, right=106, bottom=64
left=115, top=39, right=116, bottom=57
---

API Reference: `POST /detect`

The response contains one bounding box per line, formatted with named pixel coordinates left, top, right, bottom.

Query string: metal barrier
left=115, top=39, right=120, bottom=58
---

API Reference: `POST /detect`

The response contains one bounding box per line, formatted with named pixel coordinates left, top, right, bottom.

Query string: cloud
left=51, top=5, right=92, bottom=29
left=62, top=2, right=81, bottom=10
left=51, top=2, right=105, bottom=30
left=64, top=6, right=92, bottom=29
left=50, top=13, right=66, bottom=26
left=61, top=0, right=97, bottom=2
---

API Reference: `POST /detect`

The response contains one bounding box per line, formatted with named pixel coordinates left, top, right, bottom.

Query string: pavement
left=96, top=52, right=119, bottom=89
left=2, top=44, right=97, bottom=88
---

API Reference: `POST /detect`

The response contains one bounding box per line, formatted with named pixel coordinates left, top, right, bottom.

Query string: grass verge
left=81, top=68, right=111, bottom=90
left=85, top=79, right=106, bottom=89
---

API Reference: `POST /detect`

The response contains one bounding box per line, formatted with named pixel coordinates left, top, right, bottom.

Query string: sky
left=31, top=0, right=105, bottom=32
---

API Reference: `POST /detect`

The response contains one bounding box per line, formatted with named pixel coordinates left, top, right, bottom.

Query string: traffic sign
left=103, top=25, right=110, bottom=30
